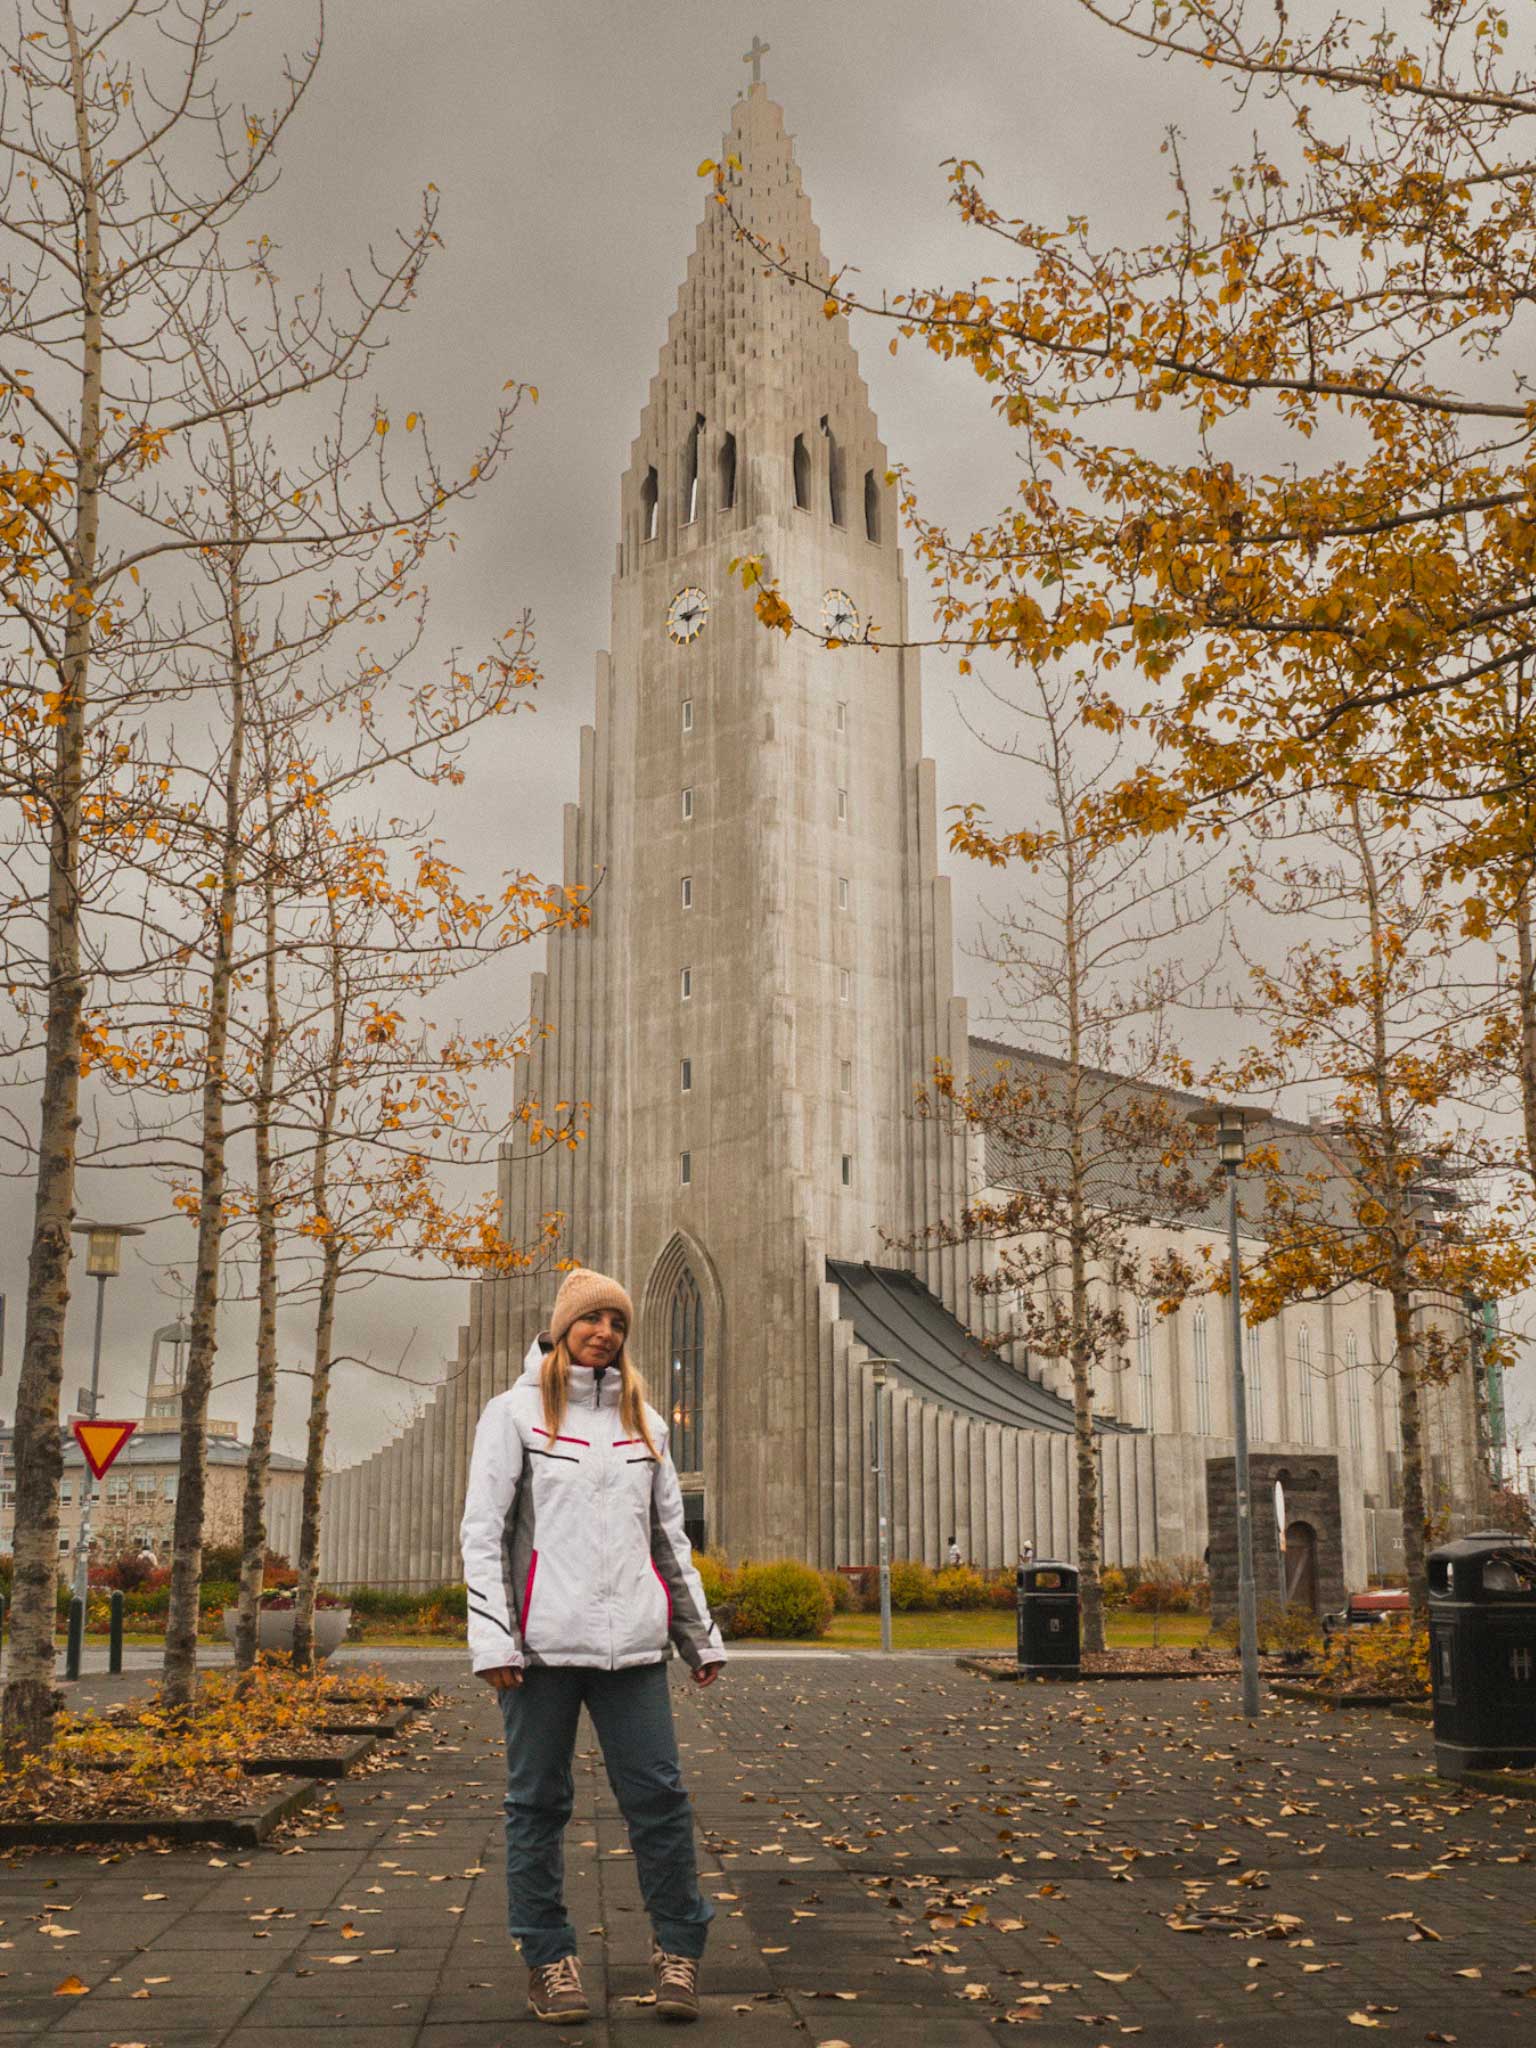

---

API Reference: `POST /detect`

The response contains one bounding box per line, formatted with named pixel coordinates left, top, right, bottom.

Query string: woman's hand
left=692, top=1661, right=722, bottom=1687
left=480, top=1666, right=524, bottom=1691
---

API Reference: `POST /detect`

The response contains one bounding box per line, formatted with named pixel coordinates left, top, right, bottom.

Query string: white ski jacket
left=459, top=1337, right=727, bottom=1675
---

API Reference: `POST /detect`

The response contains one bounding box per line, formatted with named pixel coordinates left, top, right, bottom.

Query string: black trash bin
left=1428, top=1531, right=1536, bottom=1779
left=1016, top=1560, right=1080, bottom=1675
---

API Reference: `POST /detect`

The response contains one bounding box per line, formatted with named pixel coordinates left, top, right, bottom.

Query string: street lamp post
left=69, top=1221, right=145, bottom=1605
left=867, top=1359, right=897, bottom=1652
left=1189, top=1105, right=1263, bottom=1719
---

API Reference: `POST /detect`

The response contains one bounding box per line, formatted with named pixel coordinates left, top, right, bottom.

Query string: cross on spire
left=743, top=34, right=770, bottom=86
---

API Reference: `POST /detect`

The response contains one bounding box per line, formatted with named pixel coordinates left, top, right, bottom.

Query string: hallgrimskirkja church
left=317, top=77, right=1485, bottom=1597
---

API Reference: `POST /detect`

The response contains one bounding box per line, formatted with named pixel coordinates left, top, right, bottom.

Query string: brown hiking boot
left=651, top=1942, right=700, bottom=2021
left=527, top=1953, right=590, bottom=2024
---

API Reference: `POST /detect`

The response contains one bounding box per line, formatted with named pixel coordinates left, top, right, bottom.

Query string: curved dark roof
left=827, top=1259, right=1132, bottom=1435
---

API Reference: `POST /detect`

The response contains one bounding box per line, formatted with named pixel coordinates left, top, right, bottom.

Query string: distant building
left=0, top=1417, right=304, bottom=1569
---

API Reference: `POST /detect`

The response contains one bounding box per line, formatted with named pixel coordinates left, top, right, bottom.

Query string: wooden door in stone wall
left=1284, top=1522, right=1320, bottom=1614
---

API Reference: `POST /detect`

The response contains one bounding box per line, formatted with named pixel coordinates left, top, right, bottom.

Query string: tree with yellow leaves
left=1193, top=800, right=1531, bottom=1611
left=899, top=657, right=1220, bottom=1649
left=0, top=0, right=532, bottom=1756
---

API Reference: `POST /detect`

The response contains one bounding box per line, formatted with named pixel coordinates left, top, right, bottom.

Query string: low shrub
left=888, top=1558, right=937, bottom=1611
left=822, top=1567, right=856, bottom=1613
left=934, top=1564, right=989, bottom=1610
left=727, top=1559, right=833, bottom=1639
left=984, top=1567, right=1018, bottom=1610
left=1100, top=1566, right=1129, bottom=1612
left=692, top=1549, right=735, bottom=1611
left=1257, top=1599, right=1323, bottom=1656
left=1318, top=1617, right=1429, bottom=1699
left=347, top=1585, right=427, bottom=1621
left=844, top=1565, right=880, bottom=1612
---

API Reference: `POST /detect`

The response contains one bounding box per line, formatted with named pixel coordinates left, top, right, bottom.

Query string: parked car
left=1323, top=1586, right=1410, bottom=1633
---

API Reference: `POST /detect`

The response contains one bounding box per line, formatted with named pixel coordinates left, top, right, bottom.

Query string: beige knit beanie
left=549, top=1267, right=634, bottom=1347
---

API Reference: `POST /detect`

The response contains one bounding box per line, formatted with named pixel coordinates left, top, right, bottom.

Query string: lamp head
left=71, top=1219, right=146, bottom=1279
left=1188, top=1101, right=1263, bottom=1168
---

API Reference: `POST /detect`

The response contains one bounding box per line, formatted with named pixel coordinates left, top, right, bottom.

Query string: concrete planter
left=221, top=1605, right=352, bottom=1658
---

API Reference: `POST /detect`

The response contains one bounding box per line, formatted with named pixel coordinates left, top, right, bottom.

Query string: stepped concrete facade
left=317, top=81, right=1485, bottom=1594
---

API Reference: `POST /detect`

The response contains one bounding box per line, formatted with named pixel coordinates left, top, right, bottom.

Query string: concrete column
left=1001, top=1430, right=1020, bottom=1566
left=403, top=1415, right=424, bottom=1588
left=922, top=1401, right=940, bottom=1564
left=983, top=1423, right=1003, bottom=1567
left=340, top=1465, right=358, bottom=1589
left=1056, top=1435, right=1074, bottom=1559
left=936, top=1408, right=955, bottom=1564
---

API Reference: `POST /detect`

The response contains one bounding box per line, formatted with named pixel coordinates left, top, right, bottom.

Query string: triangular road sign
left=72, top=1418, right=137, bottom=1480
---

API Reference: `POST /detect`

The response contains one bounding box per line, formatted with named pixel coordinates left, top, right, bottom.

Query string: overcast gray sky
left=6, top=0, right=1529, bottom=1478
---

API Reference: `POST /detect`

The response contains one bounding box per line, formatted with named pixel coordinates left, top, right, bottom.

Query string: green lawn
left=82, top=1610, right=1213, bottom=1655
left=816, top=1608, right=1212, bottom=1652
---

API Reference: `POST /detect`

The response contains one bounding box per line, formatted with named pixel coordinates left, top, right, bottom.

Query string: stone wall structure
left=1206, top=1452, right=1349, bottom=1622
left=315, top=77, right=1489, bottom=1593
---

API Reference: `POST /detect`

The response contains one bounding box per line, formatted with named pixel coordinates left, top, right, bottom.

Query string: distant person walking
left=461, top=1267, right=726, bottom=2025
left=946, top=1535, right=964, bottom=1568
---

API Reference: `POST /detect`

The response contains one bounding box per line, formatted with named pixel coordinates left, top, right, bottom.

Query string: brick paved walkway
left=2, top=1649, right=1533, bottom=2045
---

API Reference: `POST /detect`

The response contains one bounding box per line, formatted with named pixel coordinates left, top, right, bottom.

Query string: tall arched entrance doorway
left=641, top=1233, right=723, bottom=1555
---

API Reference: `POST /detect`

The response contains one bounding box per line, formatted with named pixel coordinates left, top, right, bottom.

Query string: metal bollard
left=65, top=1594, right=84, bottom=1681
left=108, top=1589, right=124, bottom=1675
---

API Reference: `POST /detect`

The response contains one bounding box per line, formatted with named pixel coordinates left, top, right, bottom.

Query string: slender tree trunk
left=161, top=499, right=249, bottom=1708
left=1059, top=778, right=1104, bottom=1652
left=1, top=4, right=102, bottom=1760
left=1353, top=804, right=1429, bottom=1615
left=235, top=784, right=282, bottom=1670
left=293, top=926, right=346, bottom=1670
left=1514, top=885, right=1536, bottom=1191
left=292, top=1238, right=341, bottom=1669
left=1390, top=1270, right=1430, bottom=1614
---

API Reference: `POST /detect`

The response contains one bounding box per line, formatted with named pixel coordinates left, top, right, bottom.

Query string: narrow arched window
left=792, top=432, right=811, bottom=510
left=641, top=465, right=659, bottom=542
left=670, top=1268, right=704, bottom=1473
left=682, top=414, right=704, bottom=525
left=822, top=416, right=845, bottom=525
left=718, top=431, right=737, bottom=511
left=1192, top=1306, right=1211, bottom=1435
left=864, top=467, right=881, bottom=542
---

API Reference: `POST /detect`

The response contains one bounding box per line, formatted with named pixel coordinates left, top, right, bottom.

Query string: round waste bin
left=1016, top=1560, right=1080, bottom=1675
left=1428, top=1531, right=1536, bottom=1778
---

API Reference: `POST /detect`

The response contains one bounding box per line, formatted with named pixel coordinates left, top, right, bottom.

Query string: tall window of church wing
left=1246, top=1324, right=1264, bottom=1440
left=1297, top=1324, right=1315, bottom=1444
left=1346, top=1330, right=1363, bottom=1450
left=1192, top=1306, right=1211, bottom=1434
left=821, top=415, right=845, bottom=526
left=682, top=414, right=704, bottom=525
left=792, top=432, right=811, bottom=510
left=669, top=1268, right=704, bottom=1475
left=641, top=465, right=659, bottom=542
left=1136, top=1300, right=1154, bottom=1430
left=718, top=431, right=737, bottom=512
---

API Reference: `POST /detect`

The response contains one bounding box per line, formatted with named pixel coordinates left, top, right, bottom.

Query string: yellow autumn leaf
left=53, top=1977, right=89, bottom=1997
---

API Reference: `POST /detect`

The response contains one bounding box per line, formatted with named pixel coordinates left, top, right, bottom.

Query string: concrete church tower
left=491, top=76, right=975, bottom=1560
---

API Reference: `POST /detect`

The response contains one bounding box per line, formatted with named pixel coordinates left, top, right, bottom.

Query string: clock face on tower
left=667, top=586, right=710, bottom=644
left=821, top=587, right=860, bottom=640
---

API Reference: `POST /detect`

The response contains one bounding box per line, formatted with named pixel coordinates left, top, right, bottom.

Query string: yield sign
left=72, top=1418, right=137, bottom=1480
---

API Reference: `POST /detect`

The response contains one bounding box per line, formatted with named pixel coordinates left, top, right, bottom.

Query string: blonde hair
left=541, top=1333, right=659, bottom=1460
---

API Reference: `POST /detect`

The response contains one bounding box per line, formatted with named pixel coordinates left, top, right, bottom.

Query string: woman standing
left=460, top=1267, right=726, bottom=2026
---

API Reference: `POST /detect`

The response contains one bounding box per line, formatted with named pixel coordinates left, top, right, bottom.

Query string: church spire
left=618, top=72, right=890, bottom=569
